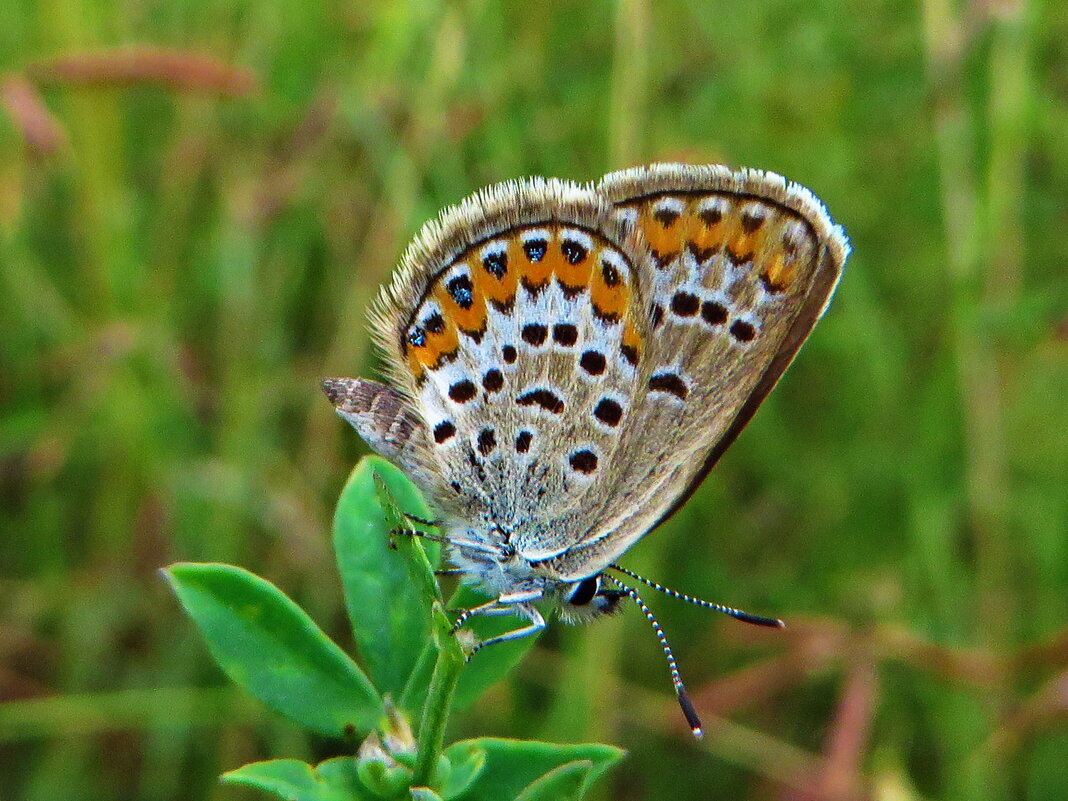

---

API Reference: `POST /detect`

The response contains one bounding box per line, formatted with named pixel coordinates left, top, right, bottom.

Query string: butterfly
left=323, top=163, right=849, bottom=736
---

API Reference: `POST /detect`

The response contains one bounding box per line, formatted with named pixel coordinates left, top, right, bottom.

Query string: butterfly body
left=324, top=163, right=848, bottom=674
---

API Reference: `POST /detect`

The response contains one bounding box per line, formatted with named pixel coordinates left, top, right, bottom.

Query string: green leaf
left=444, top=739, right=623, bottom=801
left=450, top=584, right=541, bottom=709
left=221, top=759, right=362, bottom=801
left=334, top=456, right=441, bottom=700
left=513, top=761, right=593, bottom=801
left=436, top=741, right=486, bottom=801
left=165, top=563, right=382, bottom=737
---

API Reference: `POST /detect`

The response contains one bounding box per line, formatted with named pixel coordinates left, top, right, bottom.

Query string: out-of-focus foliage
left=0, top=1, right=1065, bottom=800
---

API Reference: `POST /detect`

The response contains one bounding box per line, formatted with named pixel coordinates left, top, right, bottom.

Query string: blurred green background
left=1, top=0, right=1066, bottom=799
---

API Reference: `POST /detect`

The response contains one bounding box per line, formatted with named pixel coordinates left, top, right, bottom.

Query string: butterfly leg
left=403, top=512, right=442, bottom=528
left=467, top=604, right=545, bottom=658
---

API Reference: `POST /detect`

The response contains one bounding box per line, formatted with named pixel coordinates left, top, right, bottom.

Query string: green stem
left=412, top=603, right=465, bottom=788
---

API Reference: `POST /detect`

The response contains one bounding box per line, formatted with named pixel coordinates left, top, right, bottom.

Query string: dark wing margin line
left=645, top=243, right=844, bottom=533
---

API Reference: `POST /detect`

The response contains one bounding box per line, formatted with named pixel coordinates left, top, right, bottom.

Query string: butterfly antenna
left=608, top=564, right=784, bottom=629
left=603, top=574, right=703, bottom=738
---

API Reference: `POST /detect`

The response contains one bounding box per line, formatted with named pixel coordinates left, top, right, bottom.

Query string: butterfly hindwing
left=366, top=179, right=651, bottom=545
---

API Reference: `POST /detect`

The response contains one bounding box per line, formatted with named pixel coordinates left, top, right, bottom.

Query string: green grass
left=1, top=0, right=1066, bottom=799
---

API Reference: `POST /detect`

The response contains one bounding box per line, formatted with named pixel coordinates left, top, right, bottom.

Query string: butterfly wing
left=354, top=178, right=653, bottom=548
left=537, top=163, right=850, bottom=579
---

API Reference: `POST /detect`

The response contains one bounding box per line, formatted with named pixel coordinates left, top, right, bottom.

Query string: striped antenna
left=604, top=574, right=703, bottom=738
left=609, top=564, right=785, bottom=629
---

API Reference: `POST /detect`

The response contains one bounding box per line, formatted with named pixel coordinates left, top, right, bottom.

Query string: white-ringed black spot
left=729, top=320, right=757, bottom=342
left=521, top=324, right=548, bottom=346
left=515, top=431, right=532, bottom=453
left=561, top=240, right=587, bottom=265
left=477, top=428, right=496, bottom=456
left=701, top=300, right=728, bottom=326
left=552, top=323, right=578, bottom=346
left=446, top=275, right=474, bottom=308
left=648, top=373, right=688, bottom=399
left=600, top=258, right=621, bottom=287
left=502, top=344, right=517, bottom=364
left=482, top=369, right=504, bottom=393
left=448, top=380, right=477, bottom=403
left=434, top=421, right=456, bottom=443
left=579, top=350, right=606, bottom=375
left=569, top=449, right=598, bottom=474
left=483, top=251, right=508, bottom=279
left=524, top=239, right=547, bottom=262
left=423, top=312, right=445, bottom=333
left=593, top=398, right=623, bottom=427
left=670, top=291, right=700, bottom=317
left=517, top=389, right=564, bottom=414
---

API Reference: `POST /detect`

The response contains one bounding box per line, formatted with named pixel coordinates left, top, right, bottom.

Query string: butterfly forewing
left=535, top=164, right=850, bottom=579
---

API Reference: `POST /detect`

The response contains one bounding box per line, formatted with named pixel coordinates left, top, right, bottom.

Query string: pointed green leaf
left=221, top=759, right=361, bottom=801
left=444, top=739, right=623, bottom=801
left=513, top=761, right=593, bottom=801
left=165, top=563, right=382, bottom=737
left=334, top=456, right=441, bottom=699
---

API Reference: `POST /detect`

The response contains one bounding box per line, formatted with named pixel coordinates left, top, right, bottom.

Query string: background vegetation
left=1, top=1, right=1065, bottom=799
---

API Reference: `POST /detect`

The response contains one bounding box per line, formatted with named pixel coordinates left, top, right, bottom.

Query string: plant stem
left=412, top=603, right=465, bottom=788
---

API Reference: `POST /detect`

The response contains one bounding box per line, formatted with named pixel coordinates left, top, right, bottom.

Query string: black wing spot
left=648, top=373, right=688, bottom=399
left=579, top=350, right=606, bottom=375
left=483, top=251, right=508, bottom=279
left=517, top=389, right=564, bottom=414
left=482, top=368, right=504, bottom=393
left=569, top=449, right=599, bottom=474
left=653, top=207, right=680, bottom=227
left=561, top=240, right=588, bottom=265
left=670, top=291, right=700, bottom=317
left=434, top=421, right=456, bottom=444
left=741, top=210, right=766, bottom=233
left=699, top=207, right=722, bottom=227
left=524, top=239, right=547, bottom=262
left=701, top=301, right=728, bottom=326
left=423, top=312, right=445, bottom=334
left=600, top=258, right=621, bottom=287
left=407, top=327, right=426, bottom=348
left=502, top=344, right=518, bottom=363
left=477, top=428, right=497, bottom=456
left=446, top=275, right=474, bottom=309
left=593, top=398, right=623, bottom=427
left=515, top=431, right=532, bottom=453
left=448, top=380, right=477, bottom=403
left=729, top=320, right=757, bottom=342
left=521, top=323, right=548, bottom=346
left=552, top=323, right=578, bottom=346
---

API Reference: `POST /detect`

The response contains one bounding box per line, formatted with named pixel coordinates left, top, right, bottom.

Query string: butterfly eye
left=567, top=575, right=601, bottom=606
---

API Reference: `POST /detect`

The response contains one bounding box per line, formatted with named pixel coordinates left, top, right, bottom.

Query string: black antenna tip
left=676, top=687, right=704, bottom=739
left=731, top=609, right=786, bottom=629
